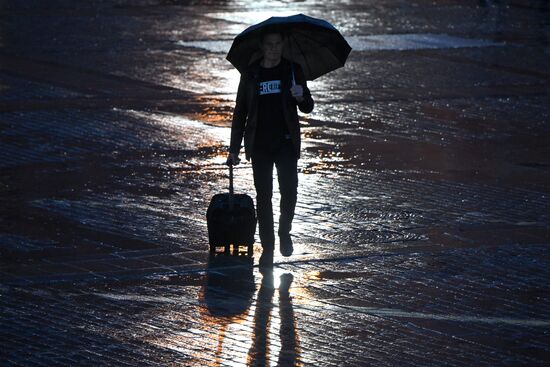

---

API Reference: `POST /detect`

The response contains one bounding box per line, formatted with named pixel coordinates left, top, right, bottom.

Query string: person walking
left=226, top=31, right=314, bottom=268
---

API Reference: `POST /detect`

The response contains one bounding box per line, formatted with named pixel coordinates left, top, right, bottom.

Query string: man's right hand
left=226, top=153, right=241, bottom=166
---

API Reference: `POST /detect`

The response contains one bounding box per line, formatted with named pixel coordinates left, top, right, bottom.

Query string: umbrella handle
left=229, top=162, right=234, bottom=195
left=289, top=34, right=296, bottom=86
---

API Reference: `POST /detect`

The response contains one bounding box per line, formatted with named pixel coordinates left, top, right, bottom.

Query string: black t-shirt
left=254, top=63, right=289, bottom=153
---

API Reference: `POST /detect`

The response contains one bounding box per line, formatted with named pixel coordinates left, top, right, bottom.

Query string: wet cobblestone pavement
left=1, top=1, right=549, bottom=366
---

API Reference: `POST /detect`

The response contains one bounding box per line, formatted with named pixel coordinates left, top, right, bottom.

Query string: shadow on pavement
left=199, top=253, right=300, bottom=366
left=248, top=271, right=299, bottom=367
left=199, top=252, right=255, bottom=365
left=202, top=252, right=256, bottom=317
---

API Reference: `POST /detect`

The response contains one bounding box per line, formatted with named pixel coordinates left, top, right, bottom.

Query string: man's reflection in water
left=248, top=271, right=300, bottom=367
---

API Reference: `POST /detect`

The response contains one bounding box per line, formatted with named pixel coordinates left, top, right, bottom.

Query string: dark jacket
left=229, top=58, right=314, bottom=160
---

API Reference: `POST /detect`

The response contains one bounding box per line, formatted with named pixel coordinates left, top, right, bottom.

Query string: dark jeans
left=252, top=142, right=298, bottom=250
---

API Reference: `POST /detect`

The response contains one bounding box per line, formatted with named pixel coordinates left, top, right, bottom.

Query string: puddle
left=347, top=33, right=504, bottom=51
left=175, top=40, right=231, bottom=53
left=205, top=10, right=302, bottom=26
left=327, top=304, right=550, bottom=327
left=177, top=33, right=504, bottom=54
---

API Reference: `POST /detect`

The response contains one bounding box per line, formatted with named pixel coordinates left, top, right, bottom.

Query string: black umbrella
left=226, top=13, right=352, bottom=81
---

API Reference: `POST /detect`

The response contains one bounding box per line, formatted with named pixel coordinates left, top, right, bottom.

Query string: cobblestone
left=1, top=0, right=549, bottom=366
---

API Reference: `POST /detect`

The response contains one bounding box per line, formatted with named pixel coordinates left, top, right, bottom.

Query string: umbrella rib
left=290, top=33, right=313, bottom=80
left=292, top=26, right=337, bottom=49
left=292, top=26, right=348, bottom=65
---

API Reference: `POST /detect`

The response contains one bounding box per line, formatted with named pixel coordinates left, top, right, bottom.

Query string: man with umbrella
left=226, top=14, right=351, bottom=268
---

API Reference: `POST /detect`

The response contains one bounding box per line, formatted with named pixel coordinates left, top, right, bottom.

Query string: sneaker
left=259, top=250, right=274, bottom=268
left=279, top=234, right=293, bottom=257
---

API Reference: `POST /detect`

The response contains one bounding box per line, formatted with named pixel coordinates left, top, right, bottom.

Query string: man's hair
left=260, top=30, right=286, bottom=44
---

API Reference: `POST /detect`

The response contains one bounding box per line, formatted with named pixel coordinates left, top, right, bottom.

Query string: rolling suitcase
left=206, top=163, right=256, bottom=254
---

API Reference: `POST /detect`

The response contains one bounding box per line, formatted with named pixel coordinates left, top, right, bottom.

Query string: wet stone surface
left=1, top=1, right=549, bottom=366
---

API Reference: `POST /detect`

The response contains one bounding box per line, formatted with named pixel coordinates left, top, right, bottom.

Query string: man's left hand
left=290, top=85, right=304, bottom=103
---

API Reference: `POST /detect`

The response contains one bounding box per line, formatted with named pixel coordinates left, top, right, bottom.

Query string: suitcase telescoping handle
left=229, top=162, right=234, bottom=195
left=228, top=162, right=235, bottom=209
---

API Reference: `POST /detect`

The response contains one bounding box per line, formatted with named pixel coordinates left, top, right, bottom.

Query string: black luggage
left=206, top=164, right=256, bottom=254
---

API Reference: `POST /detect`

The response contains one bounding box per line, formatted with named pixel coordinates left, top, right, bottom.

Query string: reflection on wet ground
left=1, top=0, right=549, bottom=366
left=178, top=33, right=504, bottom=54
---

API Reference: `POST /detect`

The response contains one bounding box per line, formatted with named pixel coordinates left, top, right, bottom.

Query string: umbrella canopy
left=226, top=14, right=352, bottom=80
